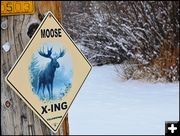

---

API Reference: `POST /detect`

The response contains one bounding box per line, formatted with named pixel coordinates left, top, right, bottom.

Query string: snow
left=69, top=65, right=179, bottom=135
left=105, top=46, right=118, bottom=51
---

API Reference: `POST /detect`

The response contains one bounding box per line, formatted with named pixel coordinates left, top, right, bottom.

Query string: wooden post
left=1, top=1, right=69, bottom=135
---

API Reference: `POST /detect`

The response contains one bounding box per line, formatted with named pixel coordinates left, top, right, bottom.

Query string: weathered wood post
left=1, top=1, right=69, bottom=135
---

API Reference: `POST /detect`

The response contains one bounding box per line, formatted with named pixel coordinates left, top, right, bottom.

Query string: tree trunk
left=1, top=1, right=69, bottom=135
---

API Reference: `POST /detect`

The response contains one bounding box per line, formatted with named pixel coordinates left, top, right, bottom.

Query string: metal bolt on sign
left=2, top=42, right=11, bottom=52
left=1, top=20, right=8, bottom=30
left=5, top=100, right=11, bottom=108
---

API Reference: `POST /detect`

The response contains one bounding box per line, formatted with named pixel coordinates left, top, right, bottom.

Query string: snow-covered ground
left=69, top=65, right=179, bottom=135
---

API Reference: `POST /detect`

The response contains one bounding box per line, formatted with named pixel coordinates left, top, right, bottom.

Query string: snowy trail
left=69, top=65, right=179, bottom=135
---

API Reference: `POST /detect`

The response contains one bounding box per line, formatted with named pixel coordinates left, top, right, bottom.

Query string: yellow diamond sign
left=5, top=11, right=92, bottom=133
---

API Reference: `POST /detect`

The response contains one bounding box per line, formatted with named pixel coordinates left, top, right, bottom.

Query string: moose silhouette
left=37, top=46, right=65, bottom=100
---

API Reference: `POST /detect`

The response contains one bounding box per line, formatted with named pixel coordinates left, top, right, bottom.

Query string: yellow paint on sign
left=1, top=1, right=34, bottom=16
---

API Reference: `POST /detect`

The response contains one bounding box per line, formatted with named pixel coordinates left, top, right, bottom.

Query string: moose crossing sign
left=5, top=11, right=92, bottom=133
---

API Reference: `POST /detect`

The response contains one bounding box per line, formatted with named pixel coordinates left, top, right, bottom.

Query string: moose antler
left=56, top=49, right=65, bottom=59
left=39, top=47, right=53, bottom=59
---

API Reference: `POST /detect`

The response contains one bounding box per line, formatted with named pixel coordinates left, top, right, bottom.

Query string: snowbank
left=69, top=65, right=179, bottom=135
